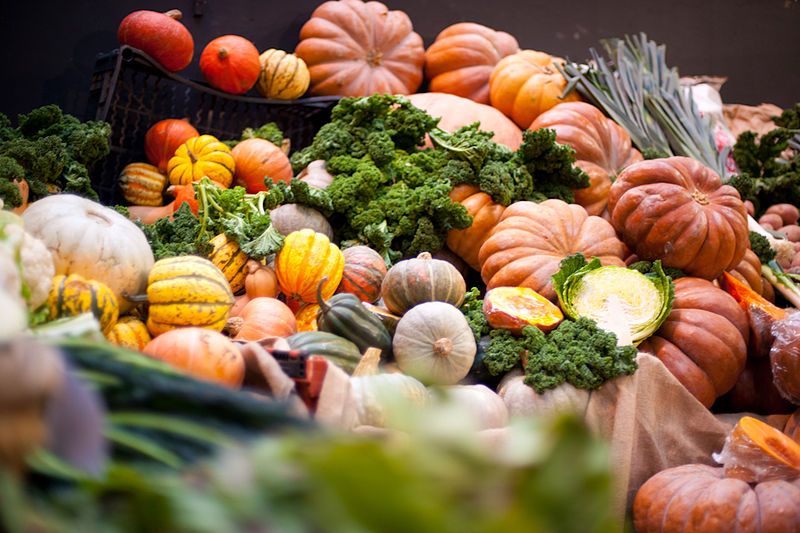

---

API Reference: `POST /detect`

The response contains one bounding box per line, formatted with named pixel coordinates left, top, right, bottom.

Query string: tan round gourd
left=270, top=204, right=333, bottom=240
left=497, top=371, right=590, bottom=418
left=22, top=195, right=154, bottom=314
left=393, top=302, right=476, bottom=385
left=351, top=371, right=429, bottom=428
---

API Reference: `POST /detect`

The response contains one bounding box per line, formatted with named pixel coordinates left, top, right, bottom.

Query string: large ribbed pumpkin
left=381, top=252, right=467, bottom=315
left=478, top=200, right=627, bottom=301
left=231, top=138, right=293, bottom=193
left=640, top=277, right=748, bottom=408
left=336, top=246, right=387, bottom=304
left=256, top=49, right=310, bottom=100
left=633, top=464, right=800, bottom=533
left=489, top=50, right=580, bottom=129
left=275, top=229, right=344, bottom=304
left=725, top=248, right=766, bottom=296
left=144, top=328, right=245, bottom=388
left=145, top=256, right=235, bottom=336
left=208, top=234, right=249, bottom=294
left=144, top=118, right=199, bottom=172
left=117, top=9, right=194, bottom=72
left=446, top=184, right=506, bottom=271
left=199, top=35, right=261, bottom=95
left=295, top=0, right=424, bottom=96
left=608, top=157, right=749, bottom=280
left=407, top=93, right=522, bottom=149
left=424, top=22, right=519, bottom=105
left=167, top=135, right=235, bottom=188
left=119, top=162, right=167, bottom=206
left=529, top=102, right=643, bottom=216
left=48, top=274, right=119, bottom=334
left=106, top=316, right=151, bottom=351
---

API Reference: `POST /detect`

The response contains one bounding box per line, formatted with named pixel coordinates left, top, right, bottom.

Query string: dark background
left=1, top=0, right=798, bottom=120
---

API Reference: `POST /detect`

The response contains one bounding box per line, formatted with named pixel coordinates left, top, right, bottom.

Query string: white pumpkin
left=393, top=302, right=476, bottom=385
left=22, top=195, right=154, bottom=313
left=351, top=372, right=430, bottom=428
left=438, top=384, right=509, bottom=429
left=497, top=371, right=590, bottom=418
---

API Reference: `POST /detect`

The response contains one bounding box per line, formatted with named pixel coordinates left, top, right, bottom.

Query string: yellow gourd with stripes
left=167, top=135, right=235, bottom=188
left=118, top=162, right=167, bottom=206
left=48, top=274, right=119, bottom=333
left=208, top=233, right=249, bottom=294
left=106, top=316, right=151, bottom=350
left=256, top=49, right=310, bottom=100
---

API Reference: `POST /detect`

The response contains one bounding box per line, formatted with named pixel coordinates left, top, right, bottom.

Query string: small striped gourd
left=145, top=256, right=235, bottom=336
left=106, top=316, right=151, bottom=350
left=118, top=162, right=167, bottom=206
left=208, top=233, right=249, bottom=294
left=275, top=229, right=344, bottom=304
left=167, top=135, right=235, bottom=188
left=381, top=252, right=466, bottom=315
left=48, top=274, right=119, bottom=333
left=256, top=49, right=310, bottom=100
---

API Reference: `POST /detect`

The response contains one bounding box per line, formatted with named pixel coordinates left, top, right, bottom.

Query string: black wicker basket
left=85, top=46, right=339, bottom=205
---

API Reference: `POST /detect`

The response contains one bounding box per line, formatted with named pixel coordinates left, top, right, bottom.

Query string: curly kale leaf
left=484, top=327, right=547, bottom=377
left=141, top=203, right=207, bottom=260
left=749, top=231, right=777, bottom=264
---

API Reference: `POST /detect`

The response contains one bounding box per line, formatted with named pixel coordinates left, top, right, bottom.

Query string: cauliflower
left=0, top=211, right=54, bottom=310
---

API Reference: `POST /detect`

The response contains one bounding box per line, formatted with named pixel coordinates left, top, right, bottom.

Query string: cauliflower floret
left=0, top=213, right=55, bottom=310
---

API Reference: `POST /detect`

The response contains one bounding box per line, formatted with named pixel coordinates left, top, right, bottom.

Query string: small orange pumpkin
left=244, top=260, right=279, bottom=299
left=231, top=138, right=293, bottom=193
left=275, top=229, right=344, bottom=305
left=232, top=297, right=297, bottom=341
left=144, top=118, right=199, bottom=172
left=199, top=35, right=261, bottom=95
left=143, top=327, right=245, bottom=388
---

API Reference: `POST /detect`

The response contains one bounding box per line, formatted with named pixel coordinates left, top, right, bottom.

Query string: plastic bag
left=713, top=416, right=800, bottom=482
left=771, top=312, right=800, bottom=404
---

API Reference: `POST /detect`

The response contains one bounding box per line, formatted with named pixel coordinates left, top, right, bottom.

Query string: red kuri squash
left=117, top=9, right=194, bottom=72
left=144, top=118, right=199, bottom=172
left=200, top=35, right=261, bottom=95
left=231, top=138, right=293, bottom=192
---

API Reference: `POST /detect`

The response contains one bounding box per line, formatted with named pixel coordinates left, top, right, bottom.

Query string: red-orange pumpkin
left=295, top=0, right=424, bottom=97
left=200, top=35, right=261, bottom=95
left=407, top=93, right=522, bottom=150
left=144, top=118, right=199, bottom=172
left=233, top=297, right=297, bottom=341
left=608, top=157, right=749, bottom=280
left=424, top=23, right=519, bottom=105
left=117, top=9, right=194, bottom=72
left=143, top=328, right=245, bottom=388
left=231, top=138, right=293, bottom=193
left=725, top=248, right=766, bottom=296
left=446, top=185, right=506, bottom=271
left=336, top=246, right=387, bottom=304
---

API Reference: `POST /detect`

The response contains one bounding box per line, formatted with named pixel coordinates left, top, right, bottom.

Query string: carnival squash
left=199, top=35, right=260, bottom=95
left=167, top=135, right=235, bottom=188
left=407, top=92, right=522, bottom=149
left=295, top=0, right=424, bottom=97
left=22, top=195, right=154, bottom=314
left=529, top=102, right=643, bottom=216
left=230, top=297, right=296, bottom=341
left=393, top=302, right=476, bottom=385
left=270, top=204, right=333, bottom=239
left=144, top=327, right=245, bottom=388
left=275, top=229, right=344, bottom=304
left=144, top=118, right=199, bottom=172
left=231, top=138, right=292, bottom=192
left=106, top=316, right=151, bottom=351
left=639, top=277, right=748, bottom=408
left=478, top=199, right=627, bottom=301
left=144, top=255, right=235, bottom=336
left=608, top=156, right=749, bottom=280
left=488, top=50, right=580, bottom=129
left=48, top=274, right=119, bottom=333
left=244, top=260, right=278, bottom=299
left=446, top=184, right=506, bottom=271
left=118, top=162, right=167, bottom=206
left=256, top=49, right=310, bottom=100
left=208, top=233, right=249, bottom=294
left=336, top=245, right=387, bottom=304
left=381, top=252, right=466, bottom=315
left=117, top=9, right=193, bottom=72
left=424, top=23, right=519, bottom=105
left=286, top=331, right=361, bottom=372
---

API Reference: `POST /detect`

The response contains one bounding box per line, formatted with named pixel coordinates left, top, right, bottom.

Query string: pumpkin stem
left=218, top=47, right=229, bottom=61
left=316, top=276, right=331, bottom=312
left=122, top=292, right=149, bottom=303
left=417, top=252, right=432, bottom=261
left=163, top=9, right=183, bottom=20
left=433, top=338, right=453, bottom=357
left=691, top=190, right=710, bottom=205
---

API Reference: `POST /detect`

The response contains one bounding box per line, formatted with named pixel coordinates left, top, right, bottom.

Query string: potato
left=765, top=203, right=800, bottom=226
left=758, top=213, right=784, bottom=230
left=778, top=225, right=800, bottom=243
left=744, top=200, right=755, bottom=217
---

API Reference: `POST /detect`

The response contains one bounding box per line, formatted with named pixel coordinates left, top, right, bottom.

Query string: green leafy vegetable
left=0, top=104, right=109, bottom=206
left=482, top=327, right=547, bottom=377
left=553, top=254, right=673, bottom=346
left=223, top=121, right=285, bottom=149
left=140, top=203, right=208, bottom=260
left=524, top=317, right=638, bottom=393
left=460, top=287, right=489, bottom=341
left=749, top=231, right=777, bottom=264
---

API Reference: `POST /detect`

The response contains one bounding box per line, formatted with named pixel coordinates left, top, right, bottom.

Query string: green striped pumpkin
left=256, top=49, right=310, bottom=100
left=145, top=256, right=234, bottom=336
left=48, top=274, right=119, bottom=333
left=286, top=331, right=362, bottom=373
left=380, top=252, right=467, bottom=315
left=119, top=162, right=167, bottom=206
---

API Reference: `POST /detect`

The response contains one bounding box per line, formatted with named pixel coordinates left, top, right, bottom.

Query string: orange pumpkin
left=424, top=22, right=519, bottom=105
left=295, top=303, right=320, bottom=332
left=143, top=328, right=245, bottom=388
left=275, top=229, right=344, bottom=304
left=10, top=178, right=29, bottom=214
left=478, top=200, right=627, bottom=301
left=725, top=249, right=766, bottom=296
left=199, top=35, right=261, bottom=95
left=295, top=0, right=424, bottom=96
left=117, top=9, right=194, bottom=72
left=529, top=102, right=643, bottom=216
left=233, top=297, right=297, bottom=341
left=244, top=260, right=279, bottom=299
left=229, top=294, right=250, bottom=318
left=336, top=245, right=387, bottom=304
left=144, top=118, right=199, bottom=172
left=407, top=92, right=523, bottom=150
left=489, top=50, right=580, bottom=129
left=446, top=185, right=506, bottom=271
left=231, top=138, right=293, bottom=193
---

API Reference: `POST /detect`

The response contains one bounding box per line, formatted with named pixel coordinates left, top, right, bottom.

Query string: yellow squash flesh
left=167, top=135, right=235, bottom=188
